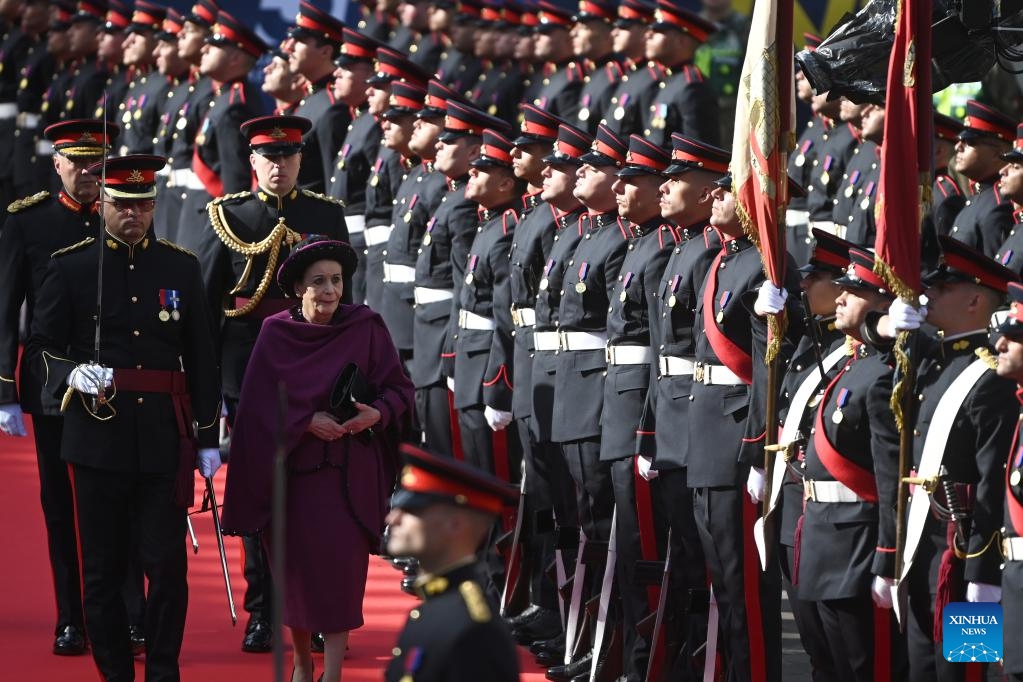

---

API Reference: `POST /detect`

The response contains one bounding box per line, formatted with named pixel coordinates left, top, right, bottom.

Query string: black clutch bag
left=329, top=363, right=372, bottom=423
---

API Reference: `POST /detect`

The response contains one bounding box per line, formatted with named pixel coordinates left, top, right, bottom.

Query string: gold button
left=129, top=264, right=134, bottom=270
left=410, top=609, right=420, bottom=620
left=131, top=296, right=138, bottom=303
left=133, top=330, right=140, bottom=336
left=137, top=397, right=144, bottom=404
left=392, top=647, right=402, bottom=657
left=136, top=364, right=142, bottom=369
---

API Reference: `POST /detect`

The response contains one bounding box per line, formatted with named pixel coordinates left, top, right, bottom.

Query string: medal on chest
left=832, top=387, right=851, bottom=424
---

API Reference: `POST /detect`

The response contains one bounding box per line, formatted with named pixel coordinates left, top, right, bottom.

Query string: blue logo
left=942, top=602, right=1003, bottom=663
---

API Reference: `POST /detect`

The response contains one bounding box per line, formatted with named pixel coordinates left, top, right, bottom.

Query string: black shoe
left=311, top=632, right=325, bottom=654
left=530, top=631, right=566, bottom=656
left=512, top=608, right=562, bottom=644
left=505, top=603, right=541, bottom=628
left=546, top=651, right=592, bottom=681
left=242, top=618, right=273, bottom=653
left=53, top=625, right=87, bottom=656
left=129, top=625, right=145, bottom=656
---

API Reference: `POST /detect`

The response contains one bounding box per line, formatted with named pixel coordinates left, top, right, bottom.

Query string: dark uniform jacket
left=435, top=46, right=482, bottom=97
left=11, top=34, right=56, bottom=194
left=117, top=71, right=172, bottom=155
left=529, top=207, right=586, bottom=443
left=831, top=140, right=879, bottom=246
left=530, top=60, right=586, bottom=122
left=573, top=55, right=625, bottom=135
left=27, top=231, right=221, bottom=471
left=198, top=187, right=348, bottom=398
left=600, top=220, right=676, bottom=461
left=636, top=222, right=718, bottom=467
left=797, top=343, right=899, bottom=601
left=452, top=203, right=518, bottom=412
left=59, top=56, right=109, bottom=121
left=470, top=60, right=527, bottom=126
left=806, top=122, right=859, bottom=223
left=381, top=163, right=448, bottom=351
left=407, top=30, right=445, bottom=75
left=642, top=61, right=720, bottom=147
left=385, top=561, right=520, bottom=682
left=0, top=25, right=31, bottom=184
left=192, top=78, right=264, bottom=199
left=294, top=76, right=353, bottom=192
left=363, top=150, right=407, bottom=313
left=0, top=191, right=99, bottom=414
left=787, top=116, right=828, bottom=215
left=603, top=60, right=664, bottom=139
left=327, top=107, right=380, bottom=217
left=409, top=176, right=477, bottom=389
left=994, top=210, right=1023, bottom=276
left=948, top=178, right=1014, bottom=258
left=921, top=170, right=966, bottom=269
left=551, top=211, right=630, bottom=443
left=1003, top=398, right=1023, bottom=675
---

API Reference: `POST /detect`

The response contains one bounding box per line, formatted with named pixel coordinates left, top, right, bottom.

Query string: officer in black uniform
left=866, top=236, right=1017, bottom=682
left=948, top=100, right=1015, bottom=257
left=93, top=1, right=131, bottom=121
left=0, top=118, right=115, bottom=655
left=433, top=0, right=482, bottom=96
left=805, top=95, right=860, bottom=239
left=991, top=286, right=1023, bottom=682
left=198, top=115, right=348, bottom=654
left=60, top=2, right=109, bottom=121
left=602, top=4, right=665, bottom=141
left=785, top=33, right=825, bottom=266
left=467, top=4, right=528, bottom=127
left=326, top=27, right=386, bottom=303
left=113, top=2, right=165, bottom=156
left=27, top=153, right=221, bottom=682
left=410, top=99, right=491, bottom=455
left=451, top=127, right=520, bottom=476
left=287, top=1, right=349, bottom=192
left=528, top=2, right=585, bottom=121
left=0, top=0, right=34, bottom=204
left=921, top=113, right=966, bottom=269
left=641, top=0, right=719, bottom=147
left=384, top=444, right=520, bottom=682
left=10, top=0, right=57, bottom=198
left=996, top=123, right=1023, bottom=277
left=570, top=0, right=623, bottom=136
left=832, top=102, right=881, bottom=246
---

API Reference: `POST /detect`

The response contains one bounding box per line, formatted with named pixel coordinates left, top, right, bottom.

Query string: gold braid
left=207, top=200, right=302, bottom=317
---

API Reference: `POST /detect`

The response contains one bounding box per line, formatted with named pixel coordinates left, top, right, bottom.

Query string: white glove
left=753, top=283, right=788, bottom=316
left=0, top=403, right=27, bottom=437
left=446, top=376, right=455, bottom=392
left=484, top=406, right=513, bottom=431
left=882, top=298, right=926, bottom=337
left=871, top=576, right=895, bottom=609
left=966, top=582, right=1001, bottom=603
left=637, top=456, right=659, bottom=481
left=67, top=364, right=113, bottom=395
left=746, top=466, right=766, bottom=503
left=196, top=447, right=222, bottom=478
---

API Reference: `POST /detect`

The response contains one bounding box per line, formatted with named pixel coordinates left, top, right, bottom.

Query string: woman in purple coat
left=222, top=237, right=415, bottom=682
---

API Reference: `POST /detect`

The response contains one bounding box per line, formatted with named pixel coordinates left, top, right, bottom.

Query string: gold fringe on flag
left=735, top=198, right=788, bottom=365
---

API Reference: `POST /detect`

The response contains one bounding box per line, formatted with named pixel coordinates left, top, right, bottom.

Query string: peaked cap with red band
left=381, top=80, right=427, bottom=119
left=618, top=135, right=670, bottom=176
left=518, top=1, right=540, bottom=31
left=925, top=235, right=1019, bottom=294
left=290, top=1, right=345, bottom=47
left=514, top=103, right=564, bottom=146
left=391, top=444, right=518, bottom=515
left=101, top=0, right=131, bottom=32
left=536, top=0, right=573, bottom=30
left=934, top=112, right=965, bottom=143
left=240, top=115, right=311, bottom=153
left=664, top=133, right=730, bottom=175
left=958, top=100, right=1016, bottom=143
left=45, top=118, right=119, bottom=157
left=579, top=123, right=627, bottom=167
left=1001, top=123, right=1023, bottom=162
left=615, top=0, right=654, bottom=27
left=335, top=27, right=383, bottom=66
left=126, top=0, right=166, bottom=34
left=574, top=0, right=617, bottom=23
left=502, top=1, right=524, bottom=27
left=52, top=1, right=76, bottom=30
left=72, top=0, right=108, bottom=24
left=833, top=247, right=893, bottom=296
left=479, top=0, right=503, bottom=25
left=651, top=0, right=716, bottom=41
left=453, top=0, right=483, bottom=25
left=544, top=122, right=593, bottom=166
left=366, top=47, right=431, bottom=87
left=156, top=8, right=184, bottom=41
left=471, top=129, right=516, bottom=169
left=995, top=281, right=1023, bottom=336
left=207, top=11, right=268, bottom=58
left=439, top=101, right=507, bottom=141
left=183, top=0, right=218, bottom=28
left=88, top=154, right=167, bottom=199
left=420, top=80, right=470, bottom=120
left=800, top=227, right=855, bottom=275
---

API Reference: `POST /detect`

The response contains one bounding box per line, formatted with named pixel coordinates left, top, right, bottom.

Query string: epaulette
left=501, top=207, right=517, bottom=235
left=458, top=581, right=491, bottom=623
left=935, top=175, right=961, bottom=198
left=157, top=238, right=198, bottom=259
left=682, top=65, right=704, bottom=84
left=301, top=188, right=346, bottom=208
left=51, top=236, right=94, bottom=258
left=207, top=191, right=251, bottom=208
left=976, top=347, right=998, bottom=370
left=7, top=190, right=50, bottom=213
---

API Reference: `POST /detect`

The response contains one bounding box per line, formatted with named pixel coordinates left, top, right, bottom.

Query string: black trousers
left=415, top=383, right=453, bottom=456
left=779, top=543, right=836, bottom=681
left=517, top=417, right=560, bottom=612
left=1006, top=561, right=1023, bottom=676
left=348, top=231, right=368, bottom=305
left=692, top=485, right=782, bottom=682
left=70, top=464, right=187, bottom=682
left=815, top=597, right=905, bottom=682
left=561, top=438, right=614, bottom=543
left=457, top=406, right=521, bottom=481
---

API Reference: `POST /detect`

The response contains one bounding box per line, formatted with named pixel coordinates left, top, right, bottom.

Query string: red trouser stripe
left=742, top=495, right=767, bottom=682
left=873, top=605, right=891, bottom=682
left=447, top=390, right=463, bottom=461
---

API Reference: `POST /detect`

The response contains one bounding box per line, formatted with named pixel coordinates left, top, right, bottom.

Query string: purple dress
left=222, top=304, right=414, bottom=632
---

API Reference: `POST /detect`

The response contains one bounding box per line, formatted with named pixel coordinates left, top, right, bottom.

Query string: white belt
left=533, top=330, right=559, bottom=351
left=606, top=345, right=652, bottom=365
left=414, top=286, right=453, bottom=304
left=510, top=306, right=536, bottom=327
left=364, top=224, right=393, bottom=246
left=383, top=262, right=416, bottom=283
left=458, top=309, right=496, bottom=330
left=35, top=139, right=53, bottom=156
left=804, top=479, right=863, bottom=504
left=658, top=355, right=696, bottom=377
left=16, top=112, right=40, bottom=128
left=786, top=209, right=809, bottom=226
left=693, top=362, right=743, bottom=385
left=809, top=220, right=846, bottom=239
left=169, top=168, right=205, bottom=190
left=345, top=214, right=366, bottom=234
left=0, top=102, right=17, bottom=119
left=1003, top=536, right=1023, bottom=562
left=559, top=330, right=607, bottom=352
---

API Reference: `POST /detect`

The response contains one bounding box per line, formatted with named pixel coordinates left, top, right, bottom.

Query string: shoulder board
left=207, top=191, right=252, bottom=207
left=7, top=190, right=50, bottom=213
left=51, top=236, right=94, bottom=258
left=683, top=65, right=704, bottom=84
left=157, top=238, right=198, bottom=259
left=301, top=189, right=346, bottom=208
left=458, top=581, right=491, bottom=623
left=975, top=347, right=998, bottom=370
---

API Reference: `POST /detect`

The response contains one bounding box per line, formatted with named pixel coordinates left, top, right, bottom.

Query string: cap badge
left=269, top=126, right=287, bottom=140
left=126, top=169, right=145, bottom=183
left=78, top=132, right=97, bottom=143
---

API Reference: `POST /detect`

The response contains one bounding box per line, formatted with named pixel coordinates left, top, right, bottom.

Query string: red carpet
left=0, top=416, right=547, bottom=680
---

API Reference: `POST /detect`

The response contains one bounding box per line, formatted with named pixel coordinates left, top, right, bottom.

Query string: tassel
left=932, top=522, right=961, bottom=642
left=792, top=513, right=805, bottom=586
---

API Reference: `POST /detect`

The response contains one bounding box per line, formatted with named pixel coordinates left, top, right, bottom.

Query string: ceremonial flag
left=731, top=0, right=795, bottom=362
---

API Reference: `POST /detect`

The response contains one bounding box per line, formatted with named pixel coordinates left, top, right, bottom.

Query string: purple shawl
left=221, top=304, right=415, bottom=537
